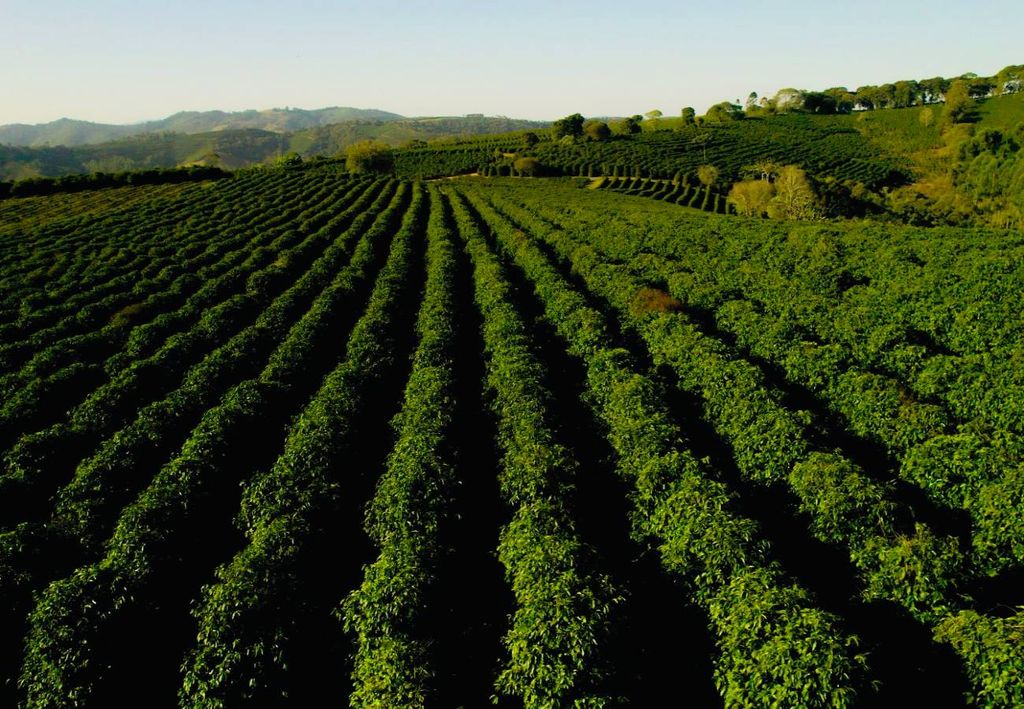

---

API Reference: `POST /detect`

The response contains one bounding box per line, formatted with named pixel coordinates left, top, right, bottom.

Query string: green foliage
left=704, top=102, right=744, bottom=123
left=3, top=154, right=1024, bottom=707
left=181, top=184, right=426, bottom=705
left=345, top=140, right=394, bottom=174
left=934, top=610, right=1024, bottom=707
left=767, top=165, right=821, bottom=219
left=951, top=124, right=1024, bottom=228
left=465, top=188, right=867, bottom=705
left=789, top=453, right=898, bottom=546
left=552, top=113, right=585, bottom=139
left=943, top=79, right=975, bottom=125
left=513, top=156, right=543, bottom=176
left=0, top=165, right=229, bottom=199
left=582, top=120, right=611, bottom=141
left=341, top=186, right=459, bottom=706
left=450, top=178, right=1024, bottom=704
left=696, top=164, right=719, bottom=188
left=450, top=191, right=618, bottom=706
left=611, top=115, right=642, bottom=136
left=728, top=179, right=775, bottom=216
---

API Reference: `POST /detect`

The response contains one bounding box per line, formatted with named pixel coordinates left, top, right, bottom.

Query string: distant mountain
left=0, top=116, right=550, bottom=180
left=0, top=107, right=405, bottom=147
left=0, top=119, right=139, bottom=148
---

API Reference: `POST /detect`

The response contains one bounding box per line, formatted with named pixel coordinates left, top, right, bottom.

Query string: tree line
left=724, top=64, right=1021, bottom=117
left=0, top=165, right=229, bottom=199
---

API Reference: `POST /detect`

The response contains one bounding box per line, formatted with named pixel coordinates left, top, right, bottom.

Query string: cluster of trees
left=553, top=113, right=617, bottom=142
left=555, top=112, right=694, bottom=141
left=727, top=162, right=822, bottom=219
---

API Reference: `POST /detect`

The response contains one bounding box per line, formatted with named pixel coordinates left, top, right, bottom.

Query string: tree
left=680, top=107, right=696, bottom=125
left=749, top=159, right=781, bottom=182
left=745, top=92, right=759, bottom=112
left=874, top=83, right=896, bottom=109
left=697, top=164, right=719, bottom=189
left=523, top=132, right=540, bottom=147
left=773, top=88, right=805, bottom=112
left=967, top=77, right=995, bottom=99
left=996, top=65, right=1023, bottom=94
left=704, top=102, right=743, bottom=123
left=803, top=92, right=837, bottom=114
left=612, top=116, right=642, bottom=135
left=920, top=77, right=950, bottom=104
left=583, top=120, right=611, bottom=141
left=892, top=80, right=920, bottom=108
left=943, top=80, right=975, bottom=125
left=729, top=179, right=776, bottom=216
left=823, top=87, right=856, bottom=114
left=645, top=109, right=663, bottom=129
left=513, top=157, right=543, bottom=176
left=345, top=140, right=393, bottom=174
left=768, top=165, right=821, bottom=220
left=854, top=86, right=877, bottom=110
left=277, top=152, right=303, bottom=167
left=553, top=113, right=585, bottom=139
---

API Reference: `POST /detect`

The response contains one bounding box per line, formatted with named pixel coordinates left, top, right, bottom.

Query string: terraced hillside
left=1, top=168, right=1022, bottom=707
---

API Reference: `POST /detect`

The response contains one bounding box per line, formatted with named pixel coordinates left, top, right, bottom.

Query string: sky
left=1, top=0, right=1020, bottom=125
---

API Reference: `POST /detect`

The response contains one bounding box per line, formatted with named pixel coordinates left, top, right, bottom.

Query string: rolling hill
left=0, top=116, right=550, bottom=181
left=0, top=107, right=404, bottom=147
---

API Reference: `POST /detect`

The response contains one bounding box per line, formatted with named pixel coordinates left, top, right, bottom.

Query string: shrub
left=513, top=157, right=543, bottom=177
left=345, top=140, right=394, bottom=174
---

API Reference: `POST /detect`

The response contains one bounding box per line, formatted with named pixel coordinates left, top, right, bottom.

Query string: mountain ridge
left=0, top=106, right=405, bottom=147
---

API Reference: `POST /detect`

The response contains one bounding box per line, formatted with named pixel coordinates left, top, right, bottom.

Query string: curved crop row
left=178, top=183, right=427, bottom=707
left=0, top=170, right=330, bottom=373
left=340, top=185, right=462, bottom=706
left=16, top=182, right=418, bottom=709
left=449, top=190, right=619, bottom=706
left=0, top=178, right=394, bottom=530
left=0, top=178, right=360, bottom=447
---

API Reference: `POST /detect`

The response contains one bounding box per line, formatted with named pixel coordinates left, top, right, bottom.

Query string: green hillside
left=6, top=88, right=1019, bottom=229
left=382, top=92, right=1023, bottom=227
left=0, top=107, right=404, bottom=147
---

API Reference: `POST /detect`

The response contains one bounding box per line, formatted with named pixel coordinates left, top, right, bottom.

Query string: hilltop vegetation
left=378, top=72, right=1023, bottom=229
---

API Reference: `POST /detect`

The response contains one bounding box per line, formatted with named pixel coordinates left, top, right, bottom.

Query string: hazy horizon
left=2, top=0, right=1020, bottom=126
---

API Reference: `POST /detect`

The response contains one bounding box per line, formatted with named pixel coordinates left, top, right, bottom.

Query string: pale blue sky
left=1, top=0, right=1019, bottom=125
